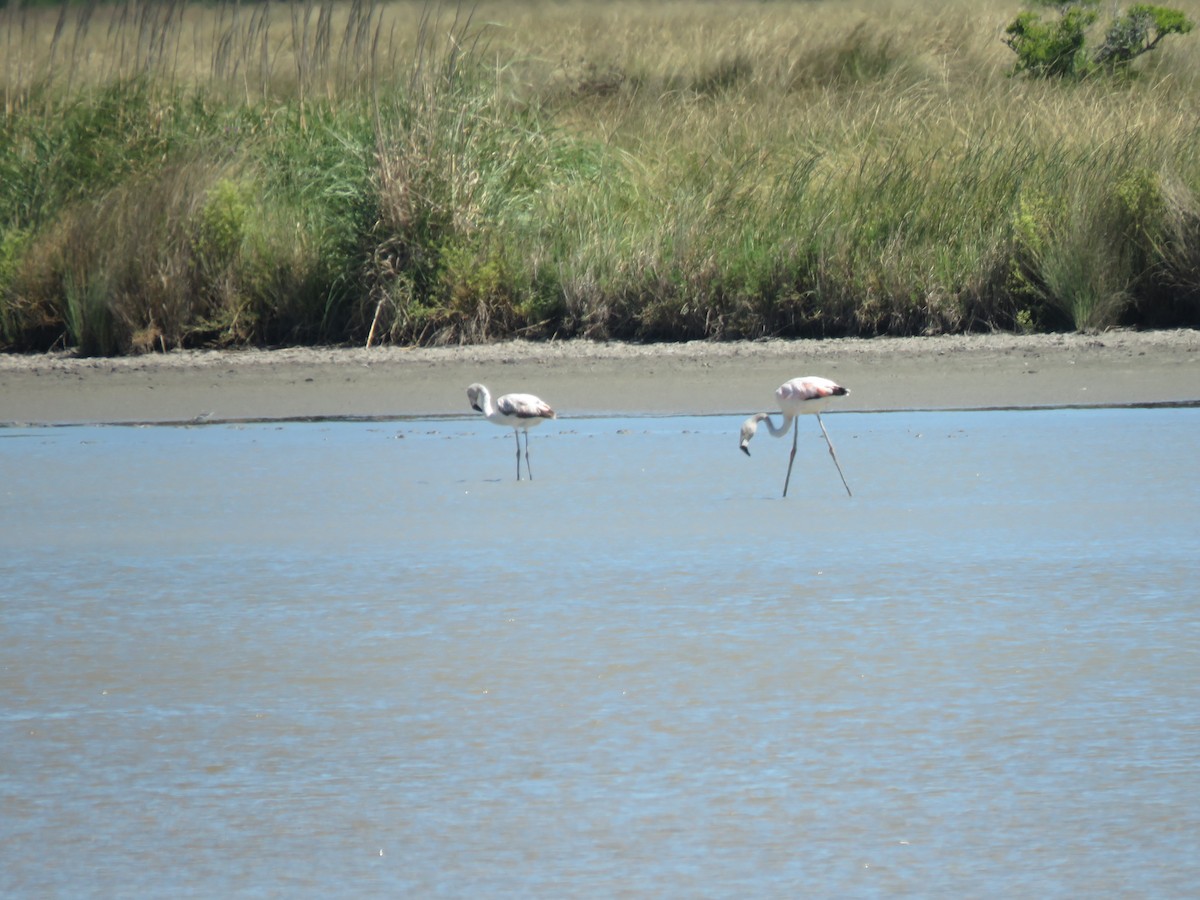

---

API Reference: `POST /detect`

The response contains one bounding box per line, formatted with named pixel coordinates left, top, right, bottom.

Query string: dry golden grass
left=3, top=0, right=1200, bottom=349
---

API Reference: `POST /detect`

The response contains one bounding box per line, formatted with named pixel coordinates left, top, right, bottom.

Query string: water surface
left=2, top=408, right=1198, bottom=896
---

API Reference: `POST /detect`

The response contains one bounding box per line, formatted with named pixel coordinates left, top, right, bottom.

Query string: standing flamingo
left=467, top=383, right=556, bottom=481
left=739, top=376, right=853, bottom=498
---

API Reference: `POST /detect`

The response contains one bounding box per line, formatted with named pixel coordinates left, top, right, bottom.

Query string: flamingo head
left=466, top=383, right=487, bottom=414
left=739, top=413, right=765, bottom=456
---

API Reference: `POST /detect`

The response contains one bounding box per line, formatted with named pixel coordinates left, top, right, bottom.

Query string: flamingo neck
left=477, top=391, right=497, bottom=419
left=761, top=413, right=794, bottom=438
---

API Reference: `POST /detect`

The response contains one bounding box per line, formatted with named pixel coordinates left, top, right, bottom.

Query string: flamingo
left=739, top=376, right=853, bottom=498
left=466, top=383, right=556, bottom=481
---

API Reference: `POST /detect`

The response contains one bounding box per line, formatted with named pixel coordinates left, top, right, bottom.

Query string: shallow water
left=2, top=408, right=1198, bottom=897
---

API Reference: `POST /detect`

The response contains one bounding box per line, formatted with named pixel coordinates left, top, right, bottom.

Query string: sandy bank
left=2, top=331, right=1198, bottom=425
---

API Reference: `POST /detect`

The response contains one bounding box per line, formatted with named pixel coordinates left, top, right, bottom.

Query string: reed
left=1, top=0, right=1199, bottom=353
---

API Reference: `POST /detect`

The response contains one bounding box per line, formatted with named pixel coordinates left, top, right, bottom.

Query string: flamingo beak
left=740, top=443, right=751, bottom=457
left=471, top=403, right=483, bottom=413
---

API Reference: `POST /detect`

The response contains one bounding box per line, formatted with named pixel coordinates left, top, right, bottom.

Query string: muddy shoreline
left=2, top=331, right=1199, bottom=425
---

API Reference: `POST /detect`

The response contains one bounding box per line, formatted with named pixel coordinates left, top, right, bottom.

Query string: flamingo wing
left=497, top=393, right=556, bottom=419
left=777, top=376, right=849, bottom=404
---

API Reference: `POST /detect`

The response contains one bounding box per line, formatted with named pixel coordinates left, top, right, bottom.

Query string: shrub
left=1004, top=5, right=1098, bottom=79
left=1093, top=4, right=1195, bottom=72
left=1005, top=0, right=1194, bottom=78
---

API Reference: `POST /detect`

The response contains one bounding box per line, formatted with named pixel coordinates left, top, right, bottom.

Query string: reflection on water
left=2, top=409, right=1198, bottom=896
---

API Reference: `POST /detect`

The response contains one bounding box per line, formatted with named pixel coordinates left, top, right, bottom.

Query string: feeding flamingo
left=467, top=383, right=556, bottom=481
left=739, top=376, right=853, bottom=498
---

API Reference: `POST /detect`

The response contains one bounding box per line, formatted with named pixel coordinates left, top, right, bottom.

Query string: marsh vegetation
left=2, top=0, right=1200, bottom=354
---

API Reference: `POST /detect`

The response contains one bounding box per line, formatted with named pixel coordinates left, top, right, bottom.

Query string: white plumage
left=739, top=376, right=852, bottom=498
left=467, top=383, right=556, bottom=480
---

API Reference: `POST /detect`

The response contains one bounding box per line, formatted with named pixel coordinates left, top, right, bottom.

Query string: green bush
left=1005, top=5, right=1098, bottom=79
left=1005, top=0, right=1194, bottom=78
left=1094, top=4, right=1195, bottom=72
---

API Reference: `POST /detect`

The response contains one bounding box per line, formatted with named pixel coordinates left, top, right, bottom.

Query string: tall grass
left=1, top=0, right=1199, bottom=353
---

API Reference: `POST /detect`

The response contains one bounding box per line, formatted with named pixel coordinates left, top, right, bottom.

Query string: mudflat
left=2, top=330, right=1198, bottom=425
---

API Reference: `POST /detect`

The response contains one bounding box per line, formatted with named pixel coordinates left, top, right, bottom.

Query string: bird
left=739, top=376, right=853, bottom=498
left=466, top=383, right=557, bottom=481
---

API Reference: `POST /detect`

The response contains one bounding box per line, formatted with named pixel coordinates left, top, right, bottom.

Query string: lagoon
left=2, top=408, right=1198, bottom=896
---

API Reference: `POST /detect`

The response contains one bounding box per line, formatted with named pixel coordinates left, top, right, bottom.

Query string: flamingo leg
left=513, top=430, right=522, bottom=480
left=782, top=419, right=799, bottom=498
left=816, top=413, right=852, bottom=497
left=524, top=430, right=534, bottom=481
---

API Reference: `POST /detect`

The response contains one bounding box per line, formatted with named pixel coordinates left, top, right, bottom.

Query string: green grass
left=2, top=0, right=1200, bottom=354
